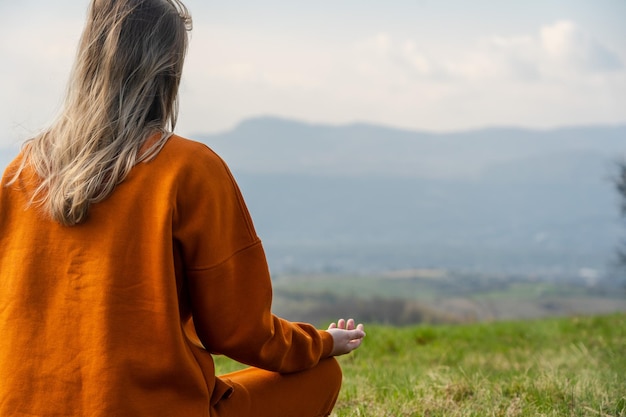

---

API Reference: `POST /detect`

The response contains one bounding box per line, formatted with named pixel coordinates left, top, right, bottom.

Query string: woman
left=0, top=1, right=365, bottom=416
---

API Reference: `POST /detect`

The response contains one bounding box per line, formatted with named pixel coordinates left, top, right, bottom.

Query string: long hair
left=9, top=0, right=192, bottom=226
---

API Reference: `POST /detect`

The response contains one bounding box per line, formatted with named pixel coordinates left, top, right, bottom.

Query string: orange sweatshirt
left=0, top=135, right=334, bottom=417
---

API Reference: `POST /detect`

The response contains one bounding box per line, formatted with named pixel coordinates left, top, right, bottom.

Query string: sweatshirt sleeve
left=172, top=141, right=334, bottom=373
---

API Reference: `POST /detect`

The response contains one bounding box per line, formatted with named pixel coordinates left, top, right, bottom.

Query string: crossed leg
left=211, top=358, right=342, bottom=417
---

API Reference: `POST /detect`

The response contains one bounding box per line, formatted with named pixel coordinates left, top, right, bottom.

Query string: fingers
left=329, top=318, right=359, bottom=330
left=328, top=319, right=346, bottom=330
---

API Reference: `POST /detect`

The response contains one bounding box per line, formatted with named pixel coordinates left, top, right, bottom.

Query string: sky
left=1, top=0, right=625, bottom=148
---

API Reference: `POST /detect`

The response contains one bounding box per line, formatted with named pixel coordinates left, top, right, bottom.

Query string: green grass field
left=214, top=313, right=626, bottom=416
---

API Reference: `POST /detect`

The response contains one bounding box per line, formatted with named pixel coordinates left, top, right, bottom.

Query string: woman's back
left=0, top=136, right=229, bottom=416
left=0, top=1, right=365, bottom=415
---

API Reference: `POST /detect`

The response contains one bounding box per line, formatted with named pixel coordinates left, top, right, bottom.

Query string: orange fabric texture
left=212, top=358, right=342, bottom=416
left=0, top=136, right=334, bottom=417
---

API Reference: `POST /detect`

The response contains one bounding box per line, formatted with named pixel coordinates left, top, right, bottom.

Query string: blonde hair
left=9, top=0, right=192, bottom=226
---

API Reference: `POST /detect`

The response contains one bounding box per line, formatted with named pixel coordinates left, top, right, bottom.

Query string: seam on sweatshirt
left=186, top=239, right=262, bottom=273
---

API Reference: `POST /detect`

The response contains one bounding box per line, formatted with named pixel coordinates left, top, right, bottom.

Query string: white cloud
left=335, top=21, right=626, bottom=131
left=478, top=20, right=623, bottom=80
left=541, top=21, right=580, bottom=57
left=181, top=19, right=626, bottom=134
left=540, top=20, right=623, bottom=73
left=356, top=32, right=449, bottom=82
left=356, top=20, right=624, bottom=84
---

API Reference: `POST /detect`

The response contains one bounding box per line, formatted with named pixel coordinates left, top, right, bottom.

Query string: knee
left=317, top=357, right=343, bottom=415
left=321, top=357, right=343, bottom=393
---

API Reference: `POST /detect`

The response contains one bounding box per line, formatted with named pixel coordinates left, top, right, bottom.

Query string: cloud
left=540, top=20, right=623, bottom=73
left=357, top=21, right=624, bottom=84
left=355, top=32, right=452, bottom=86
left=343, top=21, right=626, bottom=132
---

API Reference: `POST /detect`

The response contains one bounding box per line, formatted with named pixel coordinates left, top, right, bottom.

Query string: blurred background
left=1, top=0, right=625, bottom=324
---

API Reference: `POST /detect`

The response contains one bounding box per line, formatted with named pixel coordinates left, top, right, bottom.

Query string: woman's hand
left=326, top=318, right=366, bottom=356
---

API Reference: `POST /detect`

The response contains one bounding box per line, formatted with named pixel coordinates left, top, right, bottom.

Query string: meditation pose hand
left=327, top=318, right=366, bottom=356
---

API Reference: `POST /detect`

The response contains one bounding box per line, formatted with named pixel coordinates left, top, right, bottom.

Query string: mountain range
left=2, top=117, right=625, bottom=276
left=198, top=117, right=625, bottom=276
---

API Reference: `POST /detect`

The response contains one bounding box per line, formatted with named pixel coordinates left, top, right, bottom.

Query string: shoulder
left=1, top=151, right=32, bottom=188
left=162, top=135, right=223, bottom=164
left=153, top=134, right=242, bottom=196
left=162, top=135, right=258, bottom=245
left=154, top=135, right=233, bottom=178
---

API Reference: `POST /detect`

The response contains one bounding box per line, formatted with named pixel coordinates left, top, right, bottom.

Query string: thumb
left=327, top=328, right=366, bottom=356
left=346, top=328, right=366, bottom=340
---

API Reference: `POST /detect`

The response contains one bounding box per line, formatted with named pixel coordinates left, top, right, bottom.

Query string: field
left=214, top=313, right=626, bottom=416
left=270, top=271, right=626, bottom=326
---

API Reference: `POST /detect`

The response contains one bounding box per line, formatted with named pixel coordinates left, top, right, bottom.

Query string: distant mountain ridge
left=196, top=117, right=625, bottom=274
left=1, top=117, right=625, bottom=274
left=198, top=117, right=625, bottom=181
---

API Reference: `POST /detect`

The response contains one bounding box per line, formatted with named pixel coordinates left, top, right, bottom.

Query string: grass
left=214, top=313, right=626, bottom=416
